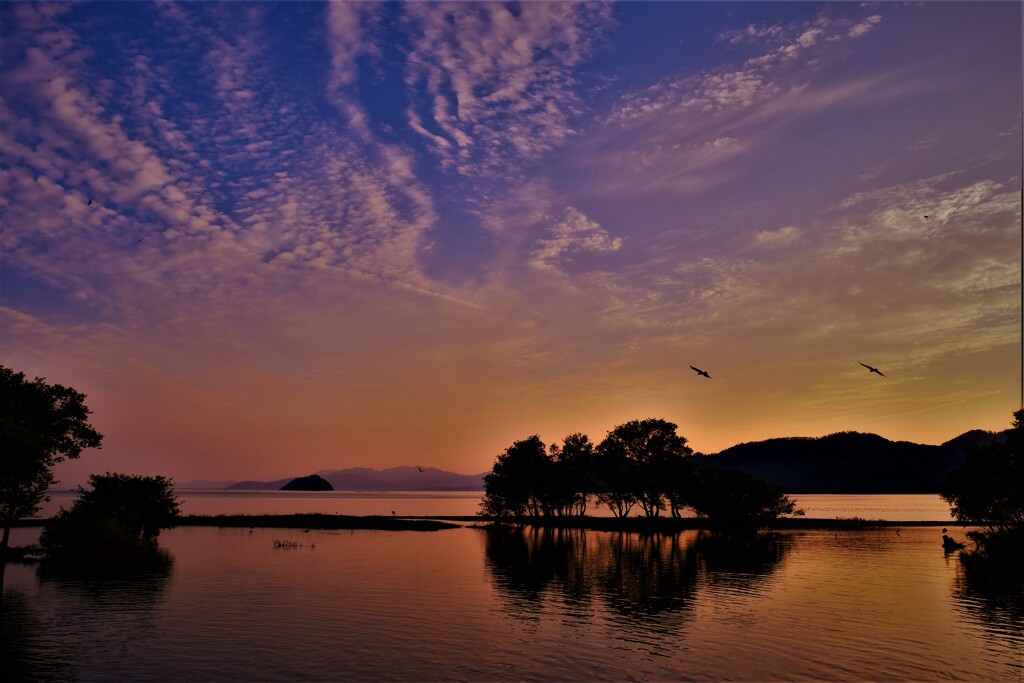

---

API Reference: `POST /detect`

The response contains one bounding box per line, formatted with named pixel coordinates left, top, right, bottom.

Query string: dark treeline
left=482, top=418, right=801, bottom=529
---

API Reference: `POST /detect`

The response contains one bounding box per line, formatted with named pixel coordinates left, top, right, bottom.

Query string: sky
left=1, top=1, right=1021, bottom=486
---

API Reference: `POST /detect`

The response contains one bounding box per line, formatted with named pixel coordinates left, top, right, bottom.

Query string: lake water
left=36, top=490, right=957, bottom=521
left=3, top=520, right=1020, bottom=680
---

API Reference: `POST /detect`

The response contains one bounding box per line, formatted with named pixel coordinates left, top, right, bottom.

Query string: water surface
left=35, top=491, right=956, bottom=521
left=3, top=524, right=1018, bottom=681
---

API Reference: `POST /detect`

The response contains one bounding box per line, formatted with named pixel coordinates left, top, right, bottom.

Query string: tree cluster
left=40, top=473, right=181, bottom=568
left=482, top=418, right=801, bottom=529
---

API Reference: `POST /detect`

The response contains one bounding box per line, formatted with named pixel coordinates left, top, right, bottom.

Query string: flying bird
left=417, top=466, right=424, bottom=472
left=690, top=365, right=711, bottom=379
left=87, top=198, right=93, bottom=206
left=859, top=362, right=886, bottom=377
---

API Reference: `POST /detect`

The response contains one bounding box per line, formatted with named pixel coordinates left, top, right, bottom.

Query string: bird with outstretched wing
left=859, top=362, right=886, bottom=377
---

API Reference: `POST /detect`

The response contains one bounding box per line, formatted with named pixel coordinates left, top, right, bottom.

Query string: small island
left=280, top=474, right=333, bottom=491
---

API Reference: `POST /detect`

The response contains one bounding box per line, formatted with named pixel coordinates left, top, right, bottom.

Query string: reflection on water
left=2, top=526, right=1020, bottom=681
left=3, top=560, right=172, bottom=682
left=953, top=557, right=1024, bottom=643
left=484, top=528, right=789, bottom=623
left=34, top=491, right=955, bottom=521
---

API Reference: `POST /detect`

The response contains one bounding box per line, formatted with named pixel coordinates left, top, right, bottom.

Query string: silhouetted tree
left=39, top=473, right=180, bottom=567
left=598, top=419, right=692, bottom=517
left=592, top=440, right=637, bottom=518
left=664, top=451, right=698, bottom=518
left=942, top=411, right=1023, bottom=568
left=941, top=410, right=1023, bottom=531
left=0, top=366, right=103, bottom=553
left=481, top=436, right=552, bottom=518
left=688, top=467, right=802, bottom=531
left=549, top=433, right=596, bottom=516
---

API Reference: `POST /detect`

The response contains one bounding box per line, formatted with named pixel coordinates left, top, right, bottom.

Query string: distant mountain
left=175, top=479, right=242, bottom=490
left=181, top=428, right=1005, bottom=494
left=227, top=478, right=292, bottom=490
left=697, top=429, right=1007, bottom=493
left=315, top=466, right=486, bottom=491
left=220, top=466, right=486, bottom=491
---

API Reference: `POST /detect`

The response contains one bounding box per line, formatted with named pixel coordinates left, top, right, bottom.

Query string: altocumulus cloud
left=532, top=207, right=624, bottom=272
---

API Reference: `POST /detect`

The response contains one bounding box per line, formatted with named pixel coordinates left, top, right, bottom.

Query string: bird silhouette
left=417, top=466, right=424, bottom=472
left=87, top=198, right=93, bottom=206
left=690, top=365, right=711, bottom=379
left=859, top=362, right=886, bottom=377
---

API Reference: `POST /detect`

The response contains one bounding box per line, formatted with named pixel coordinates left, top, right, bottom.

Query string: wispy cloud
left=531, top=207, right=623, bottom=271
left=1, top=1, right=442, bottom=326
left=402, top=2, right=613, bottom=177
left=754, top=226, right=802, bottom=248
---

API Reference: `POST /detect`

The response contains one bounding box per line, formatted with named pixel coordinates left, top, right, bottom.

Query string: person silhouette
left=941, top=528, right=964, bottom=551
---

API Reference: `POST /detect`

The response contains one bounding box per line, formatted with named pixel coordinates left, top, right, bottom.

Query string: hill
left=280, top=474, right=334, bottom=491
left=697, top=429, right=1007, bottom=493
left=179, top=428, right=1005, bottom=494
left=221, top=466, right=486, bottom=491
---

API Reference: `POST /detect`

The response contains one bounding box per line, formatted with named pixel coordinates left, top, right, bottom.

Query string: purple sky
left=1, top=2, right=1020, bottom=486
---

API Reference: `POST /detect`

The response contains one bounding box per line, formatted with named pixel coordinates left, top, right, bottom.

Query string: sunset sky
left=2, top=2, right=1020, bottom=486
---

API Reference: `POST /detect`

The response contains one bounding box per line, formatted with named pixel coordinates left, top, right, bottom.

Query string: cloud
left=605, top=10, right=889, bottom=126
left=531, top=207, right=623, bottom=271
left=1, top=3, right=443, bottom=307
left=677, top=174, right=1020, bottom=366
left=848, top=15, right=883, bottom=39
left=754, top=226, right=802, bottom=248
left=401, top=2, right=613, bottom=177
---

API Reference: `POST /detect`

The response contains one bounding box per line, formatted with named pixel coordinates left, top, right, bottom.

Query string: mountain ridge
left=694, top=428, right=1007, bottom=493
left=184, top=466, right=489, bottom=491
left=176, top=428, right=1007, bottom=493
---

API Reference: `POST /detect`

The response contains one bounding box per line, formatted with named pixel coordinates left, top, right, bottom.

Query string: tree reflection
left=20, top=554, right=174, bottom=679
left=594, top=532, right=699, bottom=619
left=484, top=527, right=789, bottom=623
left=483, top=526, right=584, bottom=610
left=952, top=558, right=1023, bottom=634
left=1, top=588, right=67, bottom=682
left=696, top=532, right=788, bottom=592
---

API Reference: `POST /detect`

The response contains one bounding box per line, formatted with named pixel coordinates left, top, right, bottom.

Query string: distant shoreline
left=14, top=514, right=966, bottom=531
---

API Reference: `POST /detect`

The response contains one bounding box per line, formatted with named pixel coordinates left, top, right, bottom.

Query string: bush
left=39, top=473, right=180, bottom=571
left=688, top=467, right=803, bottom=531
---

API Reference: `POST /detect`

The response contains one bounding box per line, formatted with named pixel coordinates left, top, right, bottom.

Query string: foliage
left=591, top=438, right=638, bottom=519
left=39, top=473, right=181, bottom=567
left=941, top=410, right=1023, bottom=531
left=664, top=454, right=698, bottom=519
left=0, top=365, right=103, bottom=551
left=482, top=419, right=805, bottom=527
left=481, top=436, right=552, bottom=518
left=548, top=433, right=597, bottom=516
left=597, top=419, right=693, bottom=518
left=687, top=467, right=803, bottom=531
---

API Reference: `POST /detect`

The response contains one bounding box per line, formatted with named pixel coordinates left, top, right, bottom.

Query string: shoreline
left=13, top=514, right=966, bottom=531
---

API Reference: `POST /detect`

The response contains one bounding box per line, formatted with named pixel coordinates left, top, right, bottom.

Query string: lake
left=35, top=490, right=958, bottom=521
left=2, top=496, right=1020, bottom=681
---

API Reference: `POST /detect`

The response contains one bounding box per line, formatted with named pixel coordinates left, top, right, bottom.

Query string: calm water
left=3, top=523, right=1020, bottom=681
left=36, top=490, right=957, bottom=521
